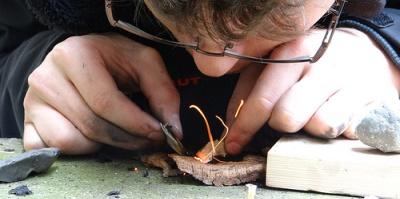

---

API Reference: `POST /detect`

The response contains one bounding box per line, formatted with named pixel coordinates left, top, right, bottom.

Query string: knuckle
left=160, top=88, right=180, bottom=103
left=269, top=108, right=303, bottom=133
left=140, top=47, right=164, bottom=65
left=149, top=85, right=179, bottom=104
left=27, top=68, right=44, bottom=88
left=49, top=46, right=68, bottom=65
left=51, top=36, right=91, bottom=63
left=23, top=92, right=34, bottom=110
left=270, top=39, right=306, bottom=60
left=256, top=97, right=274, bottom=116
left=56, top=36, right=88, bottom=51
left=27, top=68, right=52, bottom=95
left=141, top=46, right=160, bottom=58
left=89, top=92, right=113, bottom=115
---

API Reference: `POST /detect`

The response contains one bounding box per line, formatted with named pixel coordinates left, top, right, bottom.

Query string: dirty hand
left=23, top=33, right=181, bottom=154
left=225, top=29, right=400, bottom=155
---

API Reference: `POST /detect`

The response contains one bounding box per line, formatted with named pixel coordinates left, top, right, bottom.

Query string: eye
left=225, top=42, right=234, bottom=49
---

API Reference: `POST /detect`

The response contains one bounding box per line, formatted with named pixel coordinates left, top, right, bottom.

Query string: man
left=1, top=0, right=399, bottom=155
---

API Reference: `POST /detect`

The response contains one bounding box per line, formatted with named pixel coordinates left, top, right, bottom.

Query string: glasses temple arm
left=311, top=0, right=346, bottom=63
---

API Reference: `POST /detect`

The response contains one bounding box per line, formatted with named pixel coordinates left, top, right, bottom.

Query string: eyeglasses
left=105, top=0, right=346, bottom=64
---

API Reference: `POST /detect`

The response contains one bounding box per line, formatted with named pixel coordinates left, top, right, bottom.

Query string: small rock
left=355, top=103, right=400, bottom=153
left=142, top=169, right=149, bottom=177
left=8, top=185, right=32, bottom=196
left=0, top=148, right=60, bottom=182
left=106, top=190, right=120, bottom=196
left=3, top=148, right=15, bottom=152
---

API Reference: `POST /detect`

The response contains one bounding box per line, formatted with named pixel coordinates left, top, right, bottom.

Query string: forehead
left=142, top=0, right=335, bottom=42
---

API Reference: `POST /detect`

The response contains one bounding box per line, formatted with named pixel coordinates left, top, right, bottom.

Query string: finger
left=31, top=107, right=101, bottom=155
left=303, top=86, right=373, bottom=139
left=24, top=89, right=101, bottom=154
left=303, top=79, right=399, bottom=139
left=23, top=122, right=47, bottom=150
left=53, top=37, right=164, bottom=140
left=268, top=64, right=341, bottom=133
left=131, top=47, right=182, bottom=139
left=225, top=64, right=263, bottom=126
left=23, top=89, right=47, bottom=150
left=28, top=62, right=154, bottom=150
left=226, top=60, right=305, bottom=155
left=342, top=127, right=358, bottom=140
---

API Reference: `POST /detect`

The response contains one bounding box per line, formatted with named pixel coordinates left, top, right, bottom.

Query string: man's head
left=141, top=0, right=336, bottom=76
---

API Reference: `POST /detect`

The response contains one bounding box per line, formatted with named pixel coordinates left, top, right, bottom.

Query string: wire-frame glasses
left=105, top=0, right=346, bottom=64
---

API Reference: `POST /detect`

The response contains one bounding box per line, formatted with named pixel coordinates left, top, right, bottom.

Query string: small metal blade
left=160, top=123, right=186, bottom=155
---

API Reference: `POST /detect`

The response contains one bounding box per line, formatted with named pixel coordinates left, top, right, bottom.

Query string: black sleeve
left=339, top=7, right=400, bottom=68
left=387, top=0, right=400, bottom=8
left=0, top=31, right=70, bottom=138
left=0, top=0, right=45, bottom=55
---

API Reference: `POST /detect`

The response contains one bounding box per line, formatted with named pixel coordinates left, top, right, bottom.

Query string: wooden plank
left=266, top=135, right=400, bottom=198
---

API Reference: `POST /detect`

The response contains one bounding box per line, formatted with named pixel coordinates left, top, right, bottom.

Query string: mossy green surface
left=0, top=139, right=356, bottom=199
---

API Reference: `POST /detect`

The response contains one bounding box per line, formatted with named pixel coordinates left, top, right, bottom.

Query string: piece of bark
left=140, top=152, right=180, bottom=177
left=169, top=154, right=266, bottom=186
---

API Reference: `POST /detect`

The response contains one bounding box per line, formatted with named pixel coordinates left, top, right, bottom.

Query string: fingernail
left=167, top=114, right=183, bottom=140
left=226, top=141, right=242, bottom=155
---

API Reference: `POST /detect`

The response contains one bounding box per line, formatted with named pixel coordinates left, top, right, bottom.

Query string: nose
left=190, top=39, right=239, bottom=77
left=191, top=52, right=239, bottom=77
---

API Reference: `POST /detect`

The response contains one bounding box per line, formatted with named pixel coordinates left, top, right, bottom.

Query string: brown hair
left=144, top=0, right=308, bottom=42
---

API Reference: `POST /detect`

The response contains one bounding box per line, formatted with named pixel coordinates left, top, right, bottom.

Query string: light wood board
left=266, top=135, right=400, bottom=198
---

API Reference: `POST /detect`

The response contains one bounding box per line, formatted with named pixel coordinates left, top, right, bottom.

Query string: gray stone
left=8, top=185, right=32, bottom=196
left=0, top=148, right=60, bottom=182
left=355, top=103, right=400, bottom=153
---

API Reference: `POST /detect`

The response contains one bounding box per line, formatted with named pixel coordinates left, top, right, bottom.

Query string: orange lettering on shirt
left=175, top=76, right=201, bottom=87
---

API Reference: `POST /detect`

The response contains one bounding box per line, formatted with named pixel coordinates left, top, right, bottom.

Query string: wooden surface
left=266, top=135, right=400, bottom=198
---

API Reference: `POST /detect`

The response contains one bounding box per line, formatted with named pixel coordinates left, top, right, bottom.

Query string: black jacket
left=0, top=0, right=399, bottom=151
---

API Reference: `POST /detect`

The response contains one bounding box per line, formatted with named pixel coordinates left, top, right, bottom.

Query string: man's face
left=144, top=0, right=334, bottom=77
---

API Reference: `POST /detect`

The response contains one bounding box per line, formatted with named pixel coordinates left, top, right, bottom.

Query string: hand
left=23, top=33, right=181, bottom=154
left=225, top=28, right=400, bottom=154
